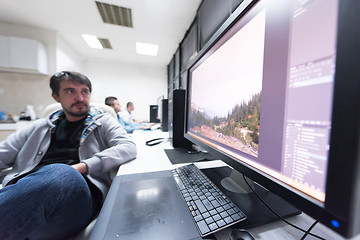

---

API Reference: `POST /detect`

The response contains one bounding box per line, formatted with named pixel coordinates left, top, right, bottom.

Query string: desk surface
left=115, top=130, right=358, bottom=240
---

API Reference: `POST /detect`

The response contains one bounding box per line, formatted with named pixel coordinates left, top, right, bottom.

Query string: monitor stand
left=201, top=165, right=301, bottom=229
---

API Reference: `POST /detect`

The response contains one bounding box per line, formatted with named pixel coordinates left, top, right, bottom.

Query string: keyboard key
left=216, top=207, right=225, bottom=213
left=191, top=203, right=197, bottom=210
left=220, top=211, right=229, bottom=218
left=209, top=209, right=217, bottom=216
left=202, top=212, right=210, bottom=219
left=211, top=200, right=220, bottom=208
left=227, top=208, right=235, bottom=215
left=224, top=216, right=233, bottom=224
left=216, top=219, right=226, bottom=228
left=194, top=215, right=203, bottom=222
left=209, top=222, right=218, bottom=231
left=196, top=220, right=210, bottom=235
left=205, top=217, right=214, bottom=224
left=202, top=199, right=214, bottom=211
left=223, top=204, right=231, bottom=210
left=174, top=175, right=185, bottom=190
left=195, top=199, right=207, bottom=213
left=216, top=195, right=226, bottom=204
left=231, top=213, right=242, bottom=221
left=213, top=214, right=221, bottom=221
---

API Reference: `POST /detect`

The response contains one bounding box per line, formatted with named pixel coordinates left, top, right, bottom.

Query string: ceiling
left=0, top=0, right=202, bottom=67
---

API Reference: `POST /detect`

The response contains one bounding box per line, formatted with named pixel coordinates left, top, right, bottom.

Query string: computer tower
left=161, top=99, right=168, bottom=132
left=169, top=89, right=192, bottom=148
left=149, top=105, right=160, bottom=123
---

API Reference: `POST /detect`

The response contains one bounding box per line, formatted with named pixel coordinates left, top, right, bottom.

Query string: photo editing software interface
left=187, top=0, right=337, bottom=204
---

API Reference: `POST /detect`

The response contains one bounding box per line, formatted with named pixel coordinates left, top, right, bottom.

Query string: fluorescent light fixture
left=82, top=34, right=103, bottom=49
left=136, top=42, right=159, bottom=56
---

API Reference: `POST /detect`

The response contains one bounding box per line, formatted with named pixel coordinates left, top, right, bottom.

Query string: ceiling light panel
left=96, top=1, right=133, bottom=28
left=136, top=42, right=159, bottom=56
left=82, top=34, right=103, bottom=49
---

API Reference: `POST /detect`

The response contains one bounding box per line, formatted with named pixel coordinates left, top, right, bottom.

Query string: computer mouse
left=229, top=228, right=255, bottom=240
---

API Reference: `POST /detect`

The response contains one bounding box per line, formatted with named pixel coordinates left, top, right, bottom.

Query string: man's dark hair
left=105, top=96, right=118, bottom=107
left=126, top=102, right=133, bottom=108
left=50, top=71, right=92, bottom=96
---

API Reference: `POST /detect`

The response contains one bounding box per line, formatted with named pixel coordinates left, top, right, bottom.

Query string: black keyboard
left=172, top=164, right=246, bottom=237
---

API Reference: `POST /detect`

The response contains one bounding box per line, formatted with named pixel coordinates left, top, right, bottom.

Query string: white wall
left=56, top=35, right=83, bottom=72
left=83, top=59, right=167, bottom=121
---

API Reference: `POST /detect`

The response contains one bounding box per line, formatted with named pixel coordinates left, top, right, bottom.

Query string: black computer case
left=149, top=105, right=160, bottom=123
left=161, top=99, right=168, bottom=132
left=169, top=89, right=192, bottom=148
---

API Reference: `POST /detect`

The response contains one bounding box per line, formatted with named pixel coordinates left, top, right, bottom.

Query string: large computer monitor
left=185, top=0, right=360, bottom=238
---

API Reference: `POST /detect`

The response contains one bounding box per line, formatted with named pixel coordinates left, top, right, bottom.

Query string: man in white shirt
left=120, top=102, right=137, bottom=123
left=119, top=101, right=156, bottom=131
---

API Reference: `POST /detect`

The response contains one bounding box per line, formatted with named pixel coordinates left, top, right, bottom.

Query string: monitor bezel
left=184, top=0, right=360, bottom=237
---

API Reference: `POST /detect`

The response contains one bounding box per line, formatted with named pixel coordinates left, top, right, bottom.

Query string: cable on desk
left=242, top=175, right=326, bottom=240
left=145, top=138, right=167, bottom=146
left=300, top=220, right=320, bottom=240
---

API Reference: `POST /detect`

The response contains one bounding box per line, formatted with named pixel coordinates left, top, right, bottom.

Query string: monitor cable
left=300, top=219, right=320, bottom=240
left=242, top=175, right=325, bottom=240
left=145, top=138, right=168, bottom=146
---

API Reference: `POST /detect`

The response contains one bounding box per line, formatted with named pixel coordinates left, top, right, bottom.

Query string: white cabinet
left=0, top=36, right=10, bottom=68
left=0, top=35, right=48, bottom=74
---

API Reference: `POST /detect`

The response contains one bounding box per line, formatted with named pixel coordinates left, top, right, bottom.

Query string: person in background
left=105, top=96, right=153, bottom=133
left=120, top=101, right=144, bottom=123
left=0, top=71, right=137, bottom=239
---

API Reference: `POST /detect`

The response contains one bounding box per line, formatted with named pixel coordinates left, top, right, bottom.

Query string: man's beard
left=67, top=110, right=88, bottom=117
left=65, top=102, right=89, bottom=117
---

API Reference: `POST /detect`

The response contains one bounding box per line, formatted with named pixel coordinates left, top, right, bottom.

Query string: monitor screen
left=187, top=0, right=336, bottom=203
left=185, top=0, right=360, bottom=237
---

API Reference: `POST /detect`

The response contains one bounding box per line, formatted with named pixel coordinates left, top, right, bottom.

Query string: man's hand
left=72, top=162, right=88, bottom=174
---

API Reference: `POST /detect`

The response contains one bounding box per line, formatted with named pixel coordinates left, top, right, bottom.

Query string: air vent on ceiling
left=96, top=1, right=133, bottom=28
left=99, top=38, right=112, bottom=49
